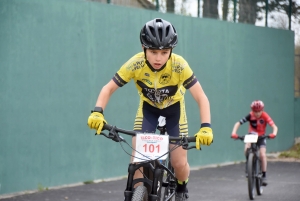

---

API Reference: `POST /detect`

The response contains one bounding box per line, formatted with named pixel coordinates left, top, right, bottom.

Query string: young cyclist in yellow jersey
left=231, top=100, right=278, bottom=186
left=87, top=18, right=213, bottom=201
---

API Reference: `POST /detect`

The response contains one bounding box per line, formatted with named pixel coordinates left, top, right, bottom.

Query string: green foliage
left=279, top=143, right=300, bottom=159
left=37, top=183, right=48, bottom=191
left=83, top=180, right=95, bottom=184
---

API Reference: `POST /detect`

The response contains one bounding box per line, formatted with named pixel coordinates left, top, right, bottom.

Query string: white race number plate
left=133, top=133, right=169, bottom=162
left=244, top=134, right=258, bottom=143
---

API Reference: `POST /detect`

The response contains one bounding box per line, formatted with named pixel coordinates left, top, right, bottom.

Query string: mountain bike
left=233, top=134, right=270, bottom=200
left=100, top=123, right=196, bottom=201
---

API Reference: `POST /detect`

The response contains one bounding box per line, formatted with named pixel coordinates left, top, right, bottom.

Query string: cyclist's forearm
left=232, top=122, right=240, bottom=133
left=189, top=82, right=211, bottom=124
left=271, top=124, right=278, bottom=135
left=95, top=91, right=110, bottom=110
left=194, top=89, right=211, bottom=124
left=198, top=95, right=211, bottom=124
left=95, top=80, right=118, bottom=110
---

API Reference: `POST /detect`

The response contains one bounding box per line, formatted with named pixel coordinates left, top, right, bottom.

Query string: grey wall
left=0, top=0, right=295, bottom=195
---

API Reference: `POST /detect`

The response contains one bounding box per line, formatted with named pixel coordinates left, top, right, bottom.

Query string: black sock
left=262, top=172, right=266, bottom=177
left=176, top=179, right=188, bottom=193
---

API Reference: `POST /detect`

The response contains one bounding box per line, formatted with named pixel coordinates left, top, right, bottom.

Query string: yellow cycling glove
left=194, top=126, right=213, bottom=150
left=87, top=109, right=107, bottom=134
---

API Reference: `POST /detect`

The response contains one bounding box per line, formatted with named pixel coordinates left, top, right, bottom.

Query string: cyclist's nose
left=155, top=53, right=163, bottom=61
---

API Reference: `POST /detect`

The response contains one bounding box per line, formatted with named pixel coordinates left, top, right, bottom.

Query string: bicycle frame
left=101, top=124, right=196, bottom=201
left=245, top=136, right=266, bottom=178
left=236, top=134, right=268, bottom=200
left=246, top=141, right=261, bottom=170
left=239, top=134, right=267, bottom=170
left=124, top=159, right=176, bottom=201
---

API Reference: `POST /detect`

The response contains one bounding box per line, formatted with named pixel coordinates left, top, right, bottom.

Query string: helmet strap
left=143, top=48, right=147, bottom=59
left=169, top=49, right=172, bottom=59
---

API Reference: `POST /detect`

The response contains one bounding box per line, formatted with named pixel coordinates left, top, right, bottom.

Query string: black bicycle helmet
left=140, top=18, right=178, bottom=49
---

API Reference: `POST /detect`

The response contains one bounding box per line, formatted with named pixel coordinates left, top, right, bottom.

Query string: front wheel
left=255, top=157, right=263, bottom=195
left=131, top=186, right=148, bottom=201
left=247, top=153, right=255, bottom=200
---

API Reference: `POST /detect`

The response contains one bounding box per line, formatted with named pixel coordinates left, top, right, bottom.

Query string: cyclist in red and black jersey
left=231, top=100, right=278, bottom=186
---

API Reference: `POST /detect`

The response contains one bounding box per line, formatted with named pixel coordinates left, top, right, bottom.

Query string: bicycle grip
left=103, top=123, right=112, bottom=130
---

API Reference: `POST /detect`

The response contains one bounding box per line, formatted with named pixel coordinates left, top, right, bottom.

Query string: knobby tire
left=247, top=153, right=255, bottom=200
left=131, top=185, right=148, bottom=201
left=255, top=157, right=263, bottom=195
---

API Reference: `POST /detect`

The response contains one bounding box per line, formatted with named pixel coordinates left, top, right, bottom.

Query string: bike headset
left=140, top=18, right=178, bottom=72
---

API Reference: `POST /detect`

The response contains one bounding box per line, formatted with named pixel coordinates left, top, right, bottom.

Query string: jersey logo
left=136, top=81, right=178, bottom=104
left=172, top=62, right=184, bottom=73
left=259, top=119, right=264, bottom=124
left=126, top=60, right=145, bottom=71
left=145, top=73, right=150, bottom=77
left=142, top=79, right=152, bottom=85
left=159, top=73, right=171, bottom=85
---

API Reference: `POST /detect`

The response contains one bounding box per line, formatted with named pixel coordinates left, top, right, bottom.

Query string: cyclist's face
left=145, top=48, right=171, bottom=69
left=253, top=111, right=263, bottom=118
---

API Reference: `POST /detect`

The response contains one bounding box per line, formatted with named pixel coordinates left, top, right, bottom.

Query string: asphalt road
left=1, top=161, right=299, bottom=201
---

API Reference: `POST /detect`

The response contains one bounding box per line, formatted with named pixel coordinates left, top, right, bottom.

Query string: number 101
left=143, top=144, right=160, bottom=153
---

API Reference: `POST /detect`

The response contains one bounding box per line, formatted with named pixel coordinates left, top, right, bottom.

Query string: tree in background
left=147, top=0, right=299, bottom=26
left=222, top=0, right=230, bottom=20
left=203, top=0, right=219, bottom=19
left=237, top=0, right=300, bottom=25
left=263, top=0, right=300, bottom=24
left=166, top=0, right=175, bottom=13
left=238, top=0, right=258, bottom=23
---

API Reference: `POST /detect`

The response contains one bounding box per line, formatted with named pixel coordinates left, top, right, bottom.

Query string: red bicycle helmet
left=250, top=100, right=264, bottom=112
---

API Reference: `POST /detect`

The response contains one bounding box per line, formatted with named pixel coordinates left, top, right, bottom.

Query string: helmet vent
left=165, top=26, right=170, bottom=37
left=158, top=29, right=162, bottom=42
left=149, top=27, right=155, bottom=38
left=140, top=18, right=178, bottom=49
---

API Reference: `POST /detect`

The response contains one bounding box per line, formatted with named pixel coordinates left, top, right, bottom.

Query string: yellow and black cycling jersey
left=112, top=52, right=198, bottom=109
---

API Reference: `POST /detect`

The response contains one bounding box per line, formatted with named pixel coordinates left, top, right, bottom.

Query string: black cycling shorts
left=248, top=132, right=267, bottom=148
left=133, top=99, right=188, bottom=138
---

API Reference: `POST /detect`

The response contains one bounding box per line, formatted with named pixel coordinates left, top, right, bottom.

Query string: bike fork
left=148, top=168, right=162, bottom=201
left=124, top=163, right=136, bottom=201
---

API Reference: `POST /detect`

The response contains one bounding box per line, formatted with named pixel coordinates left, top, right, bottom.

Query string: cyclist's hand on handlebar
left=194, top=127, right=213, bottom=149
left=231, top=133, right=239, bottom=139
left=268, top=133, right=276, bottom=139
left=87, top=112, right=107, bottom=134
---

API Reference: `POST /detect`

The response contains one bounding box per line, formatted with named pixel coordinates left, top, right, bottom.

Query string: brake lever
left=181, top=137, right=198, bottom=150
left=181, top=137, right=189, bottom=149
left=96, top=126, right=126, bottom=143
left=186, top=146, right=197, bottom=150
left=112, top=135, right=126, bottom=142
left=239, top=136, right=245, bottom=141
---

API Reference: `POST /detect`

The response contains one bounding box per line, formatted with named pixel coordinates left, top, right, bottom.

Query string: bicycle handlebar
left=101, top=123, right=197, bottom=150
left=233, top=134, right=271, bottom=141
